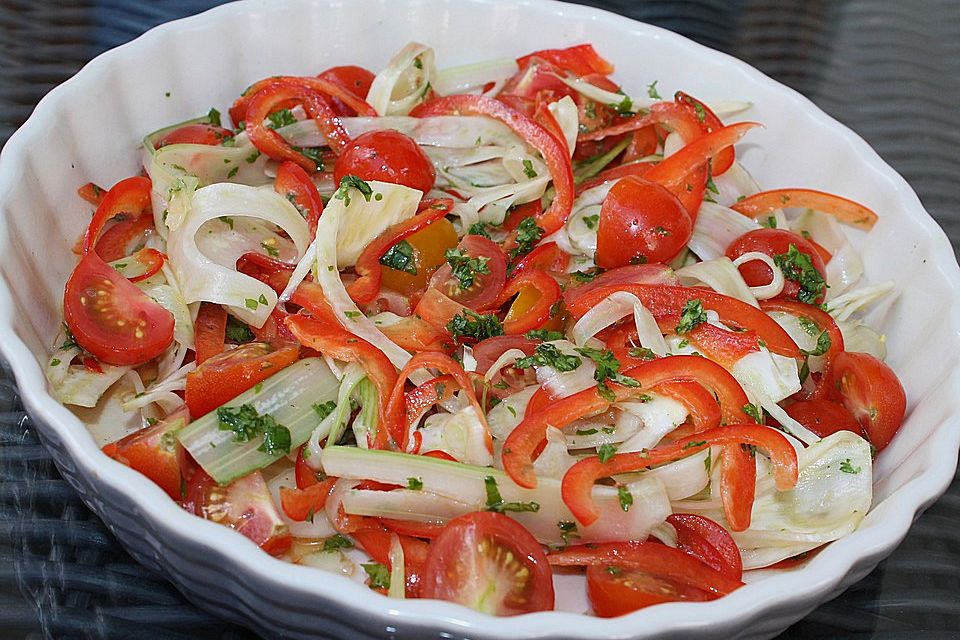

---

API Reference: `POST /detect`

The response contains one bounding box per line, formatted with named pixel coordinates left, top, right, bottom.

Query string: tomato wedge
left=351, top=523, right=431, bottom=597
left=102, top=411, right=189, bottom=500
left=510, top=242, right=569, bottom=276
left=829, top=351, right=907, bottom=452
left=726, top=229, right=828, bottom=305
left=596, top=176, right=692, bottom=268
left=731, top=188, right=878, bottom=230
left=411, top=95, right=574, bottom=235
left=193, top=302, right=227, bottom=365
left=784, top=398, right=863, bottom=439
left=429, top=234, right=507, bottom=310
left=184, top=342, right=300, bottom=418
left=279, top=478, right=337, bottom=521
left=667, top=513, right=743, bottom=581
left=333, top=130, right=436, bottom=193
left=421, top=512, right=554, bottom=615
left=183, top=470, right=291, bottom=556
left=94, top=216, right=155, bottom=262
left=317, top=65, right=376, bottom=116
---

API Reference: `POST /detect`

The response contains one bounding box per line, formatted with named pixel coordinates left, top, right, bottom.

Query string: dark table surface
left=2, top=1, right=959, bottom=638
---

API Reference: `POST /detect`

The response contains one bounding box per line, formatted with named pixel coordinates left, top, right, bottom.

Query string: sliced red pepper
left=348, top=198, right=454, bottom=305
left=82, top=176, right=152, bottom=255
left=510, top=242, right=569, bottom=276
left=280, top=477, right=338, bottom=521
left=378, top=314, right=452, bottom=353
left=122, top=248, right=166, bottom=283
left=578, top=101, right=702, bottom=143
left=759, top=299, right=844, bottom=366
left=385, top=351, right=490, bottom=453
left=94, top=216, right=155, bottom=262
left=245, top=80, right=349, bottom=169
left=644, top=122, right=759, bottom=193
left=411, top=95, right=574, bottom=235
left=229, top=75, right=376, bottom=126
left=561, top=424, right=798, bottom=526
left=285, top=314, right=400, bottom=449
left=102, top=411, right=189, bottom=500
left=77, top=182, right=106, bottom=206
left=667, top=513, right=743, bottom=581
left=497, top=269, right=562, bottom=335
left=403, top=374, right=459, bottom=435
left=516, top=44, right=614, bottom=77
left=622, top=126, right=658, bottom=163
left=350, top=523, right=431, bottom=598
left=193, top=302, right=227, bottom=365
left=675, top=91, right=734, bottom=175
left=732, top=188, right=878, bottom=230
left=567, top=283, right=800, bottom=359
left=274, top=161, right=324, bottom=235
left=295, top=444, right=322, bottom=489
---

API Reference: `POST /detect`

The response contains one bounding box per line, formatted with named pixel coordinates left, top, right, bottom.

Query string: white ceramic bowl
left=2, top=0, right=959, bottom=637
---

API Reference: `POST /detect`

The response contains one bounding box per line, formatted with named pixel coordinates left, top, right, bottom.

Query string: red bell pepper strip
left=94, top=216, right=155, bottom=262
left=643, top=122, right=759, bottom=193
left=347, top=198, right=454, bottom=305
left=193, top=302, right=227, bottom=365
left=82, top=176, right=152, bottom=255
left=229, top=75, right=376, bottom=126
left=77, top=182, right=106, bottom=206
left=411, top=95, right=574, bottom=235
left=578, top=101, right=702, bottom=143
left=385, top=351, right=490, bottom=453
left=732, top=188, right=878, bottom=230
left=675, top=91, right=735, bottom=175
left=285, top=314, right=400, bottom=449
left=497, top=269, right=562, bottom=335
left=274, top=161, right=325, bottom=235
left=403, top=374, right=459, bottom=439
left=567, top=283, right=800, bottom=359
left=759, top=299, right=845, bottom=365
left=560, top=424, right=798, bottom=526
left=245, top=80, right=349, bottom=170
left=510, top=242, right=570, bottom=276
left=516, top=44, right=615, bottom=77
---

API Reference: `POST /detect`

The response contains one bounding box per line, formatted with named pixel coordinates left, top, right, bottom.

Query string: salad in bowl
left=48, top=40, right=905, bottom=617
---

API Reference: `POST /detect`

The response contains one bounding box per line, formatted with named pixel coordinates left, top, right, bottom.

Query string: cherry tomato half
left=333, top=130, right=436, bottom=193
left=785, top=398, right=863, bottom=439
left=155, top=123, right=234, bottom=148
left=596, top=176, right=692, bottom=268
left=725, top=228, right=827, bottom=305
left=380, top=217, right=459, bottom=297
left=830, top=352, right=907, bottom=452
left=667, top=513, right=743, bottom=582
left=317, top=65, right=376, bottom=116
left=102, top=412, right=188, bottom=500
left=429, top=235, right=507, bottom=310
left=421, top=511, right=554, bottom=615
left=587, top=562, right=713, bottom=617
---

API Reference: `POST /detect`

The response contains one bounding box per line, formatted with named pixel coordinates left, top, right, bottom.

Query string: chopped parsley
left=60, top=325, right=79, bottom=351
left=312, top=400, right=337, bottom=420
left=333, top=175, right=374, bottom=207
left=706, top=175, right=719, bottom=194
left=379, top=239, right=417, bottom=275
left=574, top=347, right=640, bottom=400
left=216, top=404, right=291, bottom=455
left=467, top=221, right=495, bottom=238
left=692, top=101, right=707, bottom=122
left=483, top=476, right=540, bottom=513
left=797, top=316, right=821, bottom=336
left=840, top=459, right=861, bottom=474
left=801, top=329, right=831, bottom=357
left=743, top=403, right=763, bottom=424
left=617, top=485, right=633, bottom=512
left=558, top=520, right=580, bottom=545
left=297, top=146, right=325, bottom=171
left=683, top=440, right=707, bottom=450
left=407, top=477, right=424, bottom=490
left=647, top=80, right=662, bottom=100
left=49, top=358, right=61, bottom=367
left=597, top=443, right=618, bottom=463
left=761, top=216, right=778, bottom=229
left=521, top=159, right=538, bottom=179
left=525, top=329, right=565, bottom=341
left=322, top=534, right=354, bottom=552
left=515, top=343, right=582, bottom=372
left=508, top=216, right=544, bottom=262
left=446, top=309, right=504, bottom=344
left=773, top=244, right=827, bottom=304
left=206, top=107, right=222, bottom=127
left=611, top=93, right=634, bottom=117
left=260, top=239, right=279, bottom=257
left=582, top=213, right=599, bottom=230
left=675, top=299, right=708, bottom=334
left=225, top=316, right=255, bottom=343
left=570, top=268, right=601, bottom=283
left=226, top=166, right=239, bottom=179
left=362, top=562, right=391, bottom=589
left=266, top=108, right=297, bottom=130
left=445, top=248, right=490, bottom=290
left=245, top=150, right=261, bottom=163
left=628, top=347, right=656, bottom=360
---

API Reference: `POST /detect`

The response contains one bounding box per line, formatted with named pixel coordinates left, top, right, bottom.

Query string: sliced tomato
left=412, top=95, right=573, bottom=235
left=334, top=130, right=436, bottom=193
left=351, top=524, right=431, bottom=597
left=64, top=253, right=175, bottom=366
left=274, top=161, right=324, bottom=234
left=576, top=160, right=654, bottom=194
left=317, top=65, right=376, bottom=116
left=472, top=335, right=538, bottom=374
left=516, top=44, right=614, bottom=77
left=381, top=518, right=446, bottom=540
left=295, top=445, right=322, bottom=489
left=378, top=314, right=451, bottom=353
left=184, top=342, right=299, bottom=418
left=193, top=302, right=227, bottom=365
left=413, top=287, right=470, bottom=334
left=102, top=411, right=189, bottom=500
left=622, top=127, right=659, bottom=163
left=731, top=188, right=878, bottom=230
left=379, top=216, right=459, bottom=299
left=155, top=123, right=234, bottom=148
left=403, top=374, right=459, bottom=436
left=350, top=198, right=454, bottom=305
left=587, top=561, right=714, bottom=617
left=726, top=229, right=828, bottom=305
left=184, top=470, right=291, bottom=556
left=785, top=399, right=863, bottom=439
left=421, top=512, right=554, bottom=615
left=829, top=352, right=906, bottom=452
left=667, top=513, right=743, bottom=581
left=596, top=176, right=692, bottom=268
left=279, top=478, right=337, bottom=521
left=429, top=234, right=507, bottom=310
left=498, top=269, right=562, bottom=335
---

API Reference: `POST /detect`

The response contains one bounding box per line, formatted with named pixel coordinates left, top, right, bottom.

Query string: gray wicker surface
left=1, top=1, right=958, bottom=638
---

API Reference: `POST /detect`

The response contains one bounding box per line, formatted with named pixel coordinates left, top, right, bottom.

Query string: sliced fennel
left=46, top=333, right=130, bottom=408
left=419, top=404, right=494, bottom=466
left=616, top=394, right=690, bottom=452
left=166, top=183, right=310, bottom=327
left=177, top=358, right=339, bottom=484
left=486, top=386, right=537, bottom=440
left=688, top=201, right=760, bottom=261
left=548, top=96, right=579, bottom=156
left=677, top=257, right=760, bottom=307
left=323, top=446, right=672, bottom=545
left=570, top=291, right=668, bottom=355
left=367, top=42, right=436, bottom=116
left=433, top=58, right=518, bottom=96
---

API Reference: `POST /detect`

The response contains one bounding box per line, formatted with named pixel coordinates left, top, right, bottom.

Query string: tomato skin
left=64, top=253, right=175, bottom=366
left=830, top=352, right=907, bottom=452
left=279, top=478, right=337, bottom=521
left=102, top=412, right=188, bottom=500
left=667, top=513, right=743, bottom=581
left=380, top=217, right=459, bottom=297
left=94, top=216, right=155, bottom=263
left=587, top=563, right=713, bottom=617
left=317, top=65, right=376, bottom=115
left=184, top=342, right=300, bottom=419
left=596, top=176, right=692, bottom=268
left=184, top=470, right=291, bottom=556
left=726, top=228, right=828, bottom=304
left=516, top=44, right=614, bottom=77
left=274, top=161, right=324, bottom=233
left=333, top=130, right=436, bottom=193
left=155, top=123, right=233, bottom=148
left=421, top=512, right=554, bottom=615
left=785, top=399, right=863, bottom=439
left=429, top=234, right=507, bottom=311
left=351, top=524, right=431, bottom=597
left=193, top=303, right=227, bottom=365
left=510, top=242, right=569, bottom=276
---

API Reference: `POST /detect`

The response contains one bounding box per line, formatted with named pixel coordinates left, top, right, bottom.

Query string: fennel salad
left=50, top=42, right=906, bottom=616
